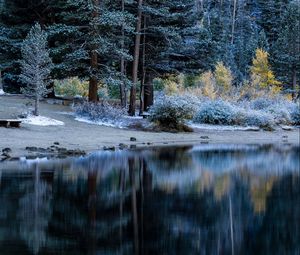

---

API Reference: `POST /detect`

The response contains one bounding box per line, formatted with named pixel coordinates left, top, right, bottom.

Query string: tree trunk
left=120, top=0, right=126, bottom=107
left=0, top=70, right=3, bottom=91
left=129, top=158, right=139, bottom=255
left=143, top=73, right=153, bottom=112
left=129, top=0, right=143, bottom=116
left=139, top=15, right=147, bottom=115
left=46, top=81, right=56, bottom=98
left=89, top=72, right=98, bottom=102
left=292, top=69, right=297, bottom=100
left=89, top=0, right=100, bottom=102
left=34, top=95, right=39, bottom=116
left=231, top=0, right=237, bottom=45
left=229, top=195, right=235, bottom=255
left=87, top=171, right=97, bottom=255
left=119, top=168, right=126, bottom=252
left=0, top=70, right=4, bottom=95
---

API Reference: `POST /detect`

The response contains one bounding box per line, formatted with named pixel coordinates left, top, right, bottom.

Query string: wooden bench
left=140, top=112, right=151, bottom=119
left=0, top=119, right=22, bottom=128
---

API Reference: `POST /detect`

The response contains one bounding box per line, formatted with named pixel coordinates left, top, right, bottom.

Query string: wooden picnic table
left=0, top=119, right=22, bottom=128
left=141, top=112, right=151, bottom=119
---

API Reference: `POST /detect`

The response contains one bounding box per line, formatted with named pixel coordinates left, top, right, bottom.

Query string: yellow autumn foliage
left=54, top=77, right=89, bottom=97
left=200, top=71, right=217, bottom=99
left=214, top=61, right=233, bottom=93
left=250, top=49, right=281, bottom=92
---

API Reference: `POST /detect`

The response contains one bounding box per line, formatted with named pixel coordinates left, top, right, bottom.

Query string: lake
left=0, top=144, right=299, bottom=255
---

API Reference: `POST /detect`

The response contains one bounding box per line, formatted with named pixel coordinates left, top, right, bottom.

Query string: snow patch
left=56, top=111, right=74, bottom=116
left=75, top=116, right=125, bottom=129
left=21, top=115, right=64, bottom=126
left=123, top=115, right=143, bottom=120
left=189, top=122, right=260, bottom=131
left=0, top=89, right=5, bottom=95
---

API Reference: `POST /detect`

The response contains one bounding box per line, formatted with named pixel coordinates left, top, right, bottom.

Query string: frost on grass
left=74, top=101, right=128, bottom=128
left=149, top=94, right=198, bottom=131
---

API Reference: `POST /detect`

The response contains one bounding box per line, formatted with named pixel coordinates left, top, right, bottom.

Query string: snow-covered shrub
left=251, top=97, right=274, bottom=110
left=250, top=97, right=299, bottom=125
left=193, top=100, right=238, bottom=125
left=267, top=105, right=291, bottom=124
left=149, top=95, right=198, bottom=129
left=74, top=101, right=126, bottom=122
left=193, top=99, right=276, bottom=129
left=241, top=110, right=275, bottom=130
left=290, top=103, right=300, bottom=125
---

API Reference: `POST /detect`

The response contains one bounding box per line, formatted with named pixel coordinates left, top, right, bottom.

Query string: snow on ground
left=74, top=114, right=145, bottom=129
left=21, top=115, right=64, bottom=126
left=0, top=89, right=5, bottom=95
left=123, top=115, right=143, bottom=120
left=74, top=116, right=263, bottom=131
left=189, top=122, right=260, bottom=131
left=56, top=111, right=74, bottom=115
left=75, top=116, right=125, bottom=129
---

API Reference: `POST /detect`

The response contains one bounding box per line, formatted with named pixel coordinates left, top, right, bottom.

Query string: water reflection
left=0, top=144, right=299, bottom=255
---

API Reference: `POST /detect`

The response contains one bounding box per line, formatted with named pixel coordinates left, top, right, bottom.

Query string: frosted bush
left=267, top=105, right=291, bottom=124
left=149, top=95, right=198, bottom=127
left=241, top=110, right=275, bottom=130
left=193, top=100, right=238, bottom=125
left=74, top=101, right=126, bottom=122
left=193, top=99, right=276, bottom=129
left=250, top=97, right=298, bottom=125
left=251, top=98, right=274, bottom=110
left=290, top=104, right=300, bottom=125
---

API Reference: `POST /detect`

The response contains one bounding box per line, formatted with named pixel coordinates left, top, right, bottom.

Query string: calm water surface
left=0, top=144, right=299, bottom=255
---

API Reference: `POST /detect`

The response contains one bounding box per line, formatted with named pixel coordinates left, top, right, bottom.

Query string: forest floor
left=0, top=94, right=299, bottom=159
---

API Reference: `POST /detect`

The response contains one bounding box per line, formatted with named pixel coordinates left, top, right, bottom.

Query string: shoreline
left=1, top=127, right=299, bottom=160
left=1, top=95, right=299, bottom=160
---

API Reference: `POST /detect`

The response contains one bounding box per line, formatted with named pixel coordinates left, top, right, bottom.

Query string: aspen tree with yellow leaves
left=250, top=49, right=281, bottom=93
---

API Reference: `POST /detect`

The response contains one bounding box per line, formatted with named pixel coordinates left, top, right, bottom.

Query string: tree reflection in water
left=0, top=144, right=299, bottom=255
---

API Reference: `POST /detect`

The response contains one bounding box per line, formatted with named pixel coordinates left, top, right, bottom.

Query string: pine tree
left=20, top=23, right=53, bottom=116
left=0, top=0, right=50, bottom=92
left=195, top=0, right=259, bottom=84
left=257, top=0, right=291, bottom=46
left=127, top=0, right=196, bottom=114
left=257, top=29, right=269, bottom=51
left=232, top=0, right=260, bottom=82
left=273, top=0, right=300, bottom=98
left=141, top=0, right=196, bottom=112
left=47, top=0, right=134, bottom=103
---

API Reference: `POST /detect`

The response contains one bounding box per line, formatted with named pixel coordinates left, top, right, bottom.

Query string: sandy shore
left=0, top=95, right=299, bottom=158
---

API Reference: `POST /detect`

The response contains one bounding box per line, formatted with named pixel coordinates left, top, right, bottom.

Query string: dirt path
left=0, top=95, right=299, bottom=158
